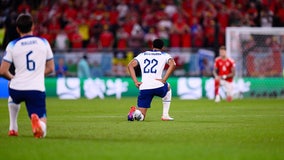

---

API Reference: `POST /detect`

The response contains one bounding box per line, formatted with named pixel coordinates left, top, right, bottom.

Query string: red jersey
left=99, top=31, right=114, bottom=48
left=214, top=57, right=235, bottom=82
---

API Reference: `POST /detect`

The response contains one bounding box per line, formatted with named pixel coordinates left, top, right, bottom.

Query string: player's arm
left=213, top=66, right=219, bottom=78
left=128, top=59, right=142, bottom=88
left=213, top=59, right=223, bottom=80
left=45, top=59, right=55, bottom=76
left=0, top=60, right=14, bottom=80
left=160, top=58, right=176, bottom=83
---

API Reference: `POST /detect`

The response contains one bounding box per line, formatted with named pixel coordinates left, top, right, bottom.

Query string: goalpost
left=226, top=27, right=284, bottom=78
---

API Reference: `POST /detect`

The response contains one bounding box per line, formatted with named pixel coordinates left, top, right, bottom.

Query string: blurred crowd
left=1, top=0, right=284, bottom=52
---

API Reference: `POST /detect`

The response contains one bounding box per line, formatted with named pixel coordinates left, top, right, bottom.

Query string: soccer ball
left=133, top=110, right=144, bottom=121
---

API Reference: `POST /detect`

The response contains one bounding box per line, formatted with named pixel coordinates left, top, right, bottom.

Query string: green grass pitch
left=0, top=97, right=283, bottom=160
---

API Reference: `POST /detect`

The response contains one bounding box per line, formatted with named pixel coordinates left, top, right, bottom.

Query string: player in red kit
left=213, top=46, right=235, bottom=102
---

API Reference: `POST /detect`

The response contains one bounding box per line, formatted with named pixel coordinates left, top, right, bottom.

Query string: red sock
left=227, top=96, right=232, bottom=102
left=214, top=79, right=220, bottom=96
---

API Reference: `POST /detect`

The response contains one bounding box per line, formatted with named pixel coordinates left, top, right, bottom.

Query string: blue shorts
left=9, top=88, right=47, bottom=118
left=137, top=83, right=169, bottom=108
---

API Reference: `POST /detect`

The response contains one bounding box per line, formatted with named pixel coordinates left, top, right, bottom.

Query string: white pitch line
left=73, top=115, right=123, bottom=118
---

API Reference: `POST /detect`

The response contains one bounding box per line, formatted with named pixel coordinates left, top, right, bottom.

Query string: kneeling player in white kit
left=0, top=13, right=54, bottom=138
left=127, top=39, right=176, bottom=121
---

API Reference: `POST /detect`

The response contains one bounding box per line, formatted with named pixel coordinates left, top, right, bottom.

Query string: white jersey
left=135, top=50, right=172, bottom=90
left=3, top=35, right=54, bottom=91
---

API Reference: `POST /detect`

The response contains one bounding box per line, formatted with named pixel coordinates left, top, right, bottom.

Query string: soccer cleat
left=8, top=130, right=18, bottom=136
left=31, top=113, right=44, bottom=138
left=215, top=95, right=220, bottom=102
left=127, top=106, right=136, bottom=121
left=161, top=115, right=174, bottom=121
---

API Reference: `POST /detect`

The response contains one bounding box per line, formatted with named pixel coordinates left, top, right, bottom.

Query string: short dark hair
left=153, top=39, right=164, bottom=49
left=16, top=13, right=33, bottom=33
left=83, top=54, right=88, bottom=60
left=219, top=45, right=226, bottom=50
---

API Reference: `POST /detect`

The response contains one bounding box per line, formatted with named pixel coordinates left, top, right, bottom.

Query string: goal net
left=226, top=27, right=284, bottom=78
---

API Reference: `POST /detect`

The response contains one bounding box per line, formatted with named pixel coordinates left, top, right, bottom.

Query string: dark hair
left=153, top=39, right=164, bottom=49
left=83, top=55, right=88, bottom=60
left=219, top=45, right=226, bottom=50
left=16, top=13, right=33, bottom=33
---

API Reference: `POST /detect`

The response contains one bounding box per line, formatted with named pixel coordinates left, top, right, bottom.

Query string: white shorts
left=220, top=80, right=233, bottom=96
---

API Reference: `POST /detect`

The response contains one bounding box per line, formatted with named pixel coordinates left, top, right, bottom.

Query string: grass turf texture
left=0, top=98, right=283, bottom=160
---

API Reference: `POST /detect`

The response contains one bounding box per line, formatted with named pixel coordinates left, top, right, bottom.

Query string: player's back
left=5, top=36, right=53, bottom=91
left=135, top=50, right=172, bottom=90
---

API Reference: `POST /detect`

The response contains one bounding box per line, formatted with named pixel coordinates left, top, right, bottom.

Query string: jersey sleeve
left=2, top=42, right=14, bottom=63
left=229, top=58, right=236, bottom=68
left=165, top=53, right=173, bottom=63
left=214, top=58, right=218, bottom=68
left=134, top=53, right=142, bottom=63
left=43, top=38, right=54, bottom=60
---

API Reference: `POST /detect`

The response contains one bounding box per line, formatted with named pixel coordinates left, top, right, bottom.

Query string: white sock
left=8, top=97, right=20, bottom=131
left=39, top=120, right=47, bottom=138
left=162, top=89, right=172, bottom=117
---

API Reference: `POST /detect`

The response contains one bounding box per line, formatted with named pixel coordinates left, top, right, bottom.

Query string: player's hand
left=156, top=79, right=166, bottom=84
left=134, top=81, right=142, bottom=88
left=215, top=76, right=221, bottom=81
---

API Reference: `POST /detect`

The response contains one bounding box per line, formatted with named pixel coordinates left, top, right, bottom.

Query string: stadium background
left=0, top=0, right=284, bottom=99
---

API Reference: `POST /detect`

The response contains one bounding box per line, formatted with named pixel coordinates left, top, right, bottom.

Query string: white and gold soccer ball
left=133, top=110, right=144, bottom=121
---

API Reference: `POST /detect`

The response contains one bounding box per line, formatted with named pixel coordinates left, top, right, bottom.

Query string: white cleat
left=215, top=95, right=221, bottom=103
left=161, top=115, right=174, bottom=121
